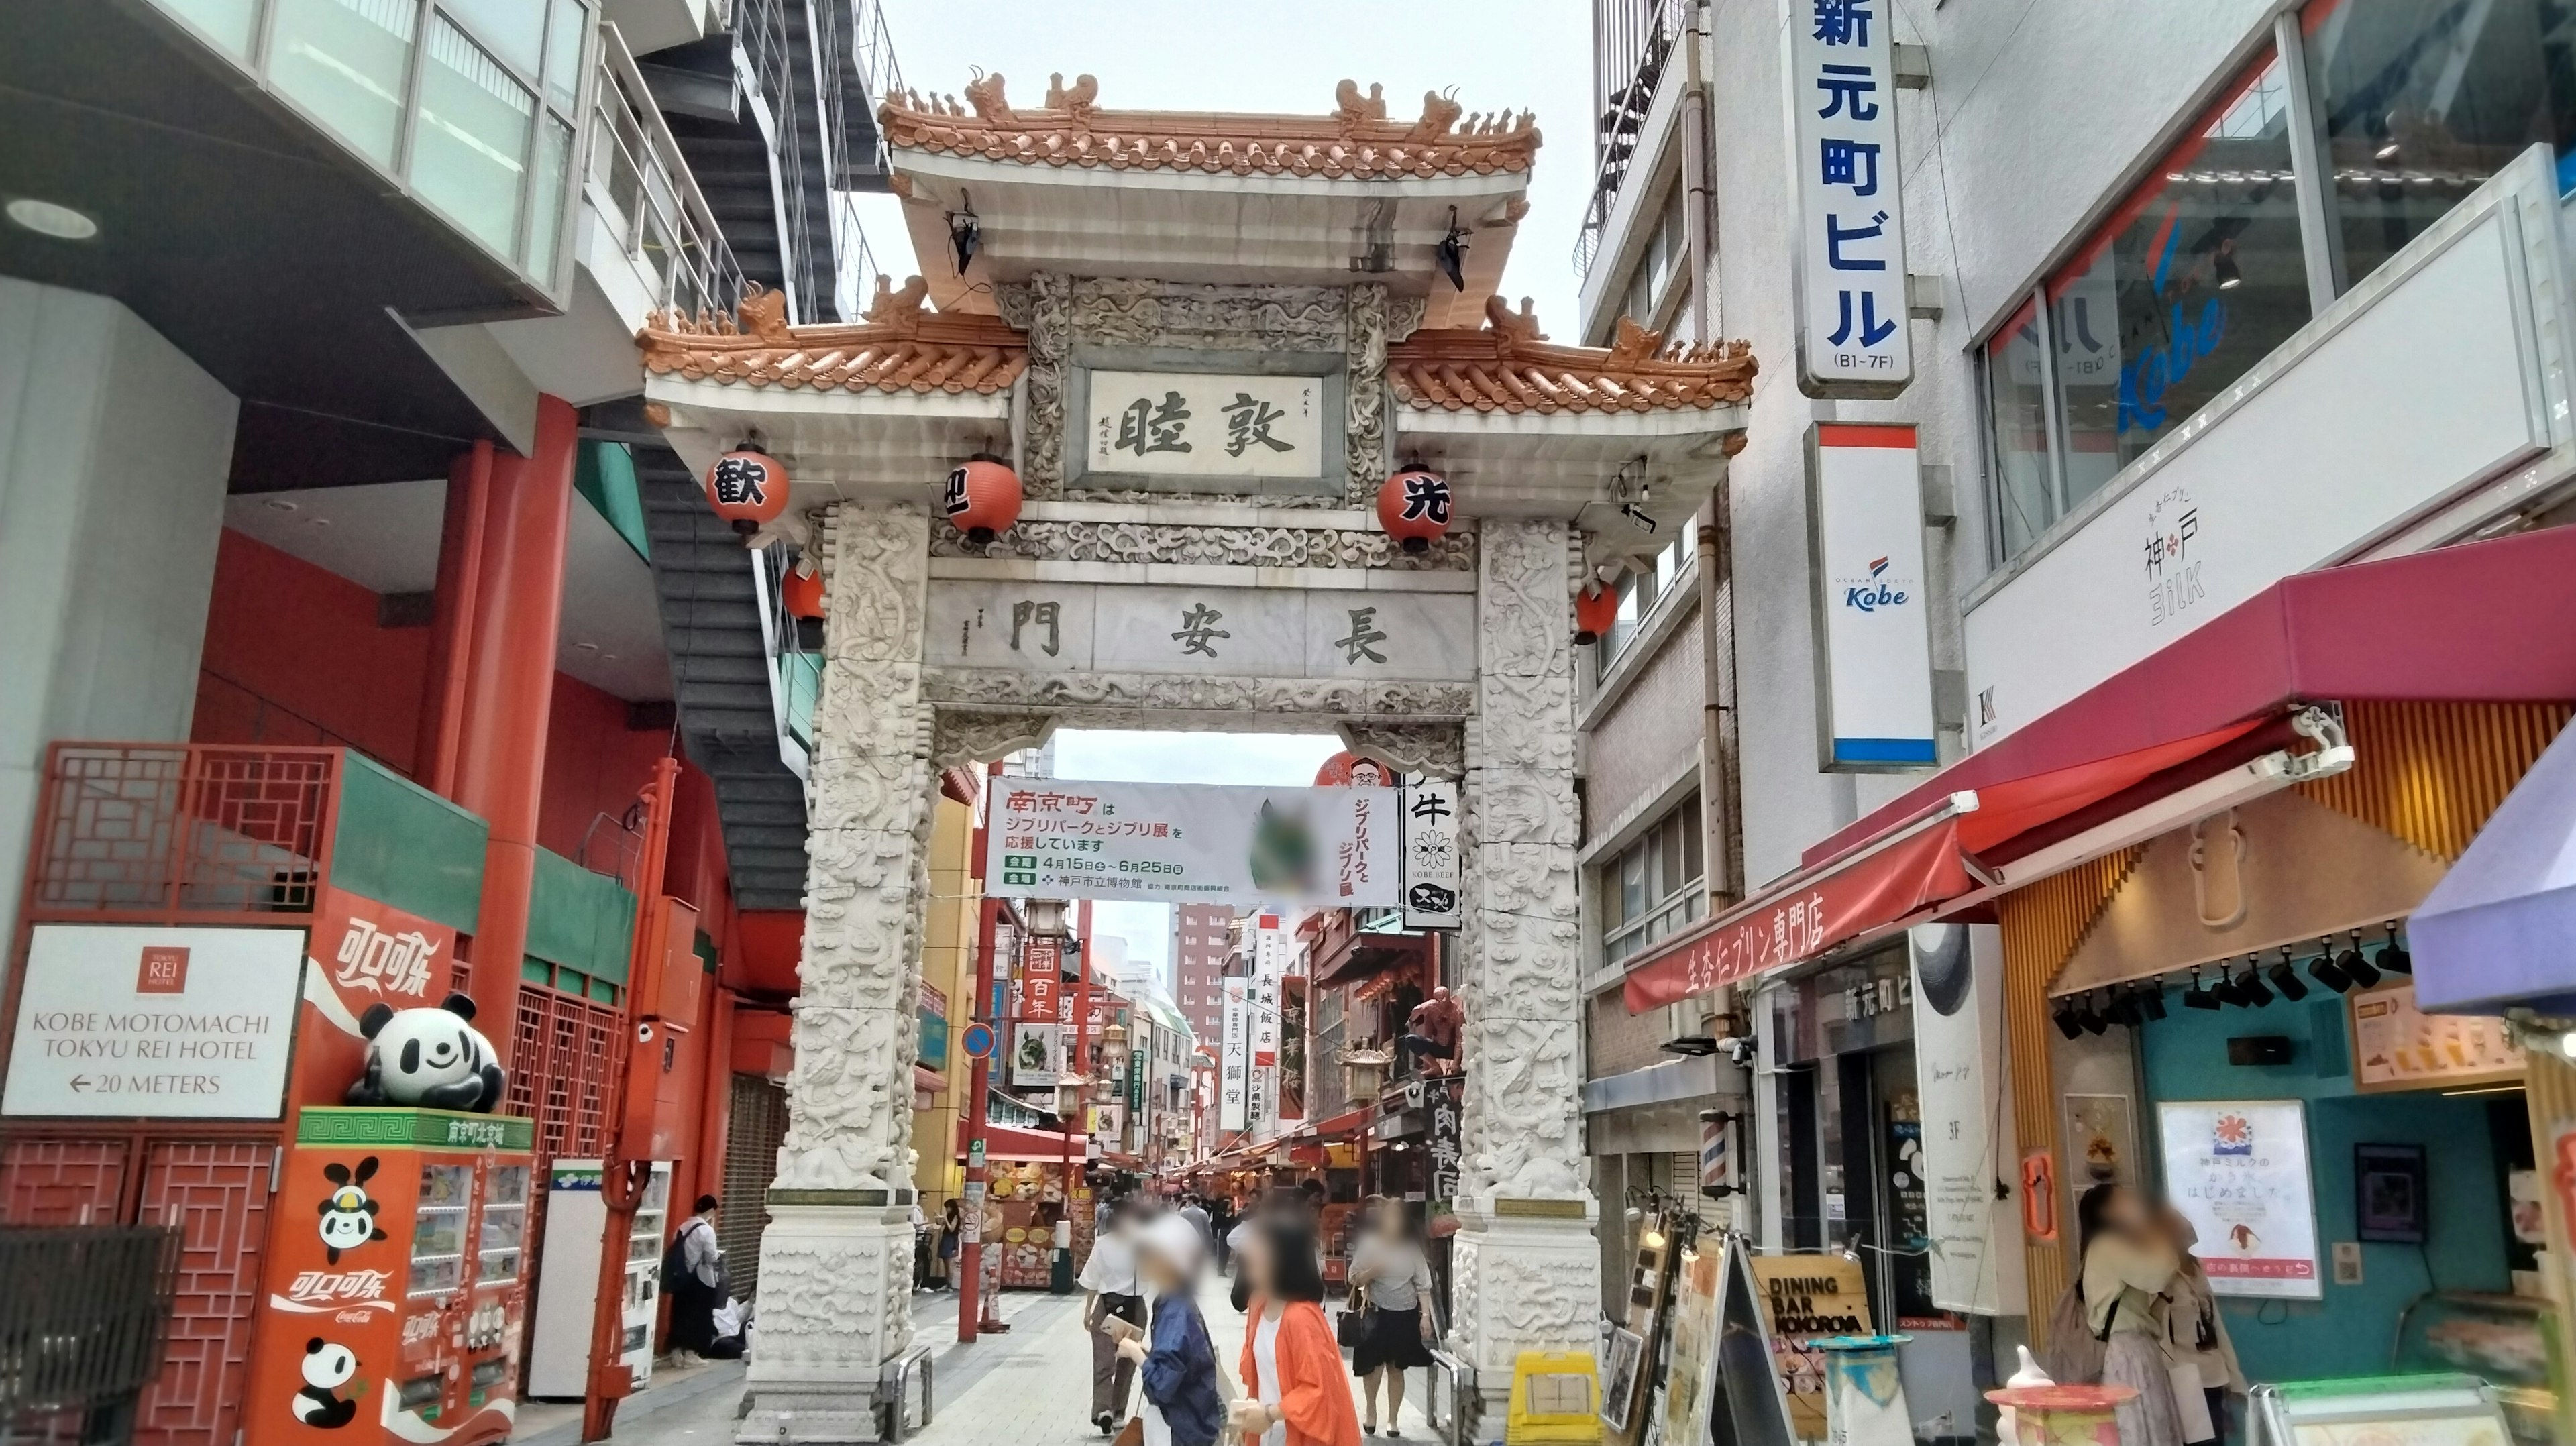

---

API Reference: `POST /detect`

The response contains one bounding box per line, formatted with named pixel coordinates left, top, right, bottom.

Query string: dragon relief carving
left=920, top=669, right=1474, bottom=724
left=1067, top=276, right=1348, bottom=351
left=930, top=710, right=1056, bottom=769
left=1346, top=284, right=1391, bottom=506
left=1336, top=722, right=1465, bottom=779
left=928, top=518, right=1474, bottom=570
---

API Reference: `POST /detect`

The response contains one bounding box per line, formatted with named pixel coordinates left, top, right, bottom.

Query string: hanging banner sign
left=1022, top=936, right=1061, bottom=1027
left=5, top=925, right=305, bottom=1119
left=2157, top=1099, right=2322, bottom=1299
left=1808, top=423, right=1935, bottom=771
left=1401, top=779, right=1463, bottom=929
left=1908, top=922, right=2027, bottom=1316
left=987, top=779, right=1399, bottom=907
left=1787, top=0, right=1912, bottom=397
left=1220, top=981, right=1251, bottom=1133
left=1010, top=1022, right=1061, bottom=1089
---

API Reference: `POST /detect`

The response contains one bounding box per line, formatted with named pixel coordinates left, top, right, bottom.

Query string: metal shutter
left=720, top=1073, right=789, bottom=1298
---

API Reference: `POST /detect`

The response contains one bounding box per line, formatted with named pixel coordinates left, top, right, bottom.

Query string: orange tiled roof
left=1389, top=298, right=1757, bottom=414
left=637, top=279, right=1026, bottom=396
left=879, top=73, right=1541, bottom=180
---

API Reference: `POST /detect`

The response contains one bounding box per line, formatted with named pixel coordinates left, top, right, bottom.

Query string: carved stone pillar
left=739, top=501, right=932, bottom=1443
left=1450, top=519, right=1597, bottom=1425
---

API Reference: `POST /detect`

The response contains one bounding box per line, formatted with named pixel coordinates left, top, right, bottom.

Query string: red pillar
left=451, top=396, right=579, bottom=1066
left=417, top=440, right=493, bottom=793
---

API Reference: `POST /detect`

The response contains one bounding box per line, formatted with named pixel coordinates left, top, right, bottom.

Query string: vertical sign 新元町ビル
left=1807, top=423, right=1936, bottom=770
left=1788, top=0, right=1911, bottom=397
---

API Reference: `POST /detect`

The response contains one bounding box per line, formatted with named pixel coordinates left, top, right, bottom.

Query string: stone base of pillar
left=736, top=1196, right=916, bottom=1444
left=1446, top=1194, right=1602, bottom=1431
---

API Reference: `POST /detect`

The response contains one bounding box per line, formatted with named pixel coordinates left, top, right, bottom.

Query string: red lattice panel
left=508, top=984, right=625, bottom=1162
left=133, top=1141, right=271, bottom=1446
left=28, top=745, right=334, bottom=917
left=0, top=1137, right=130, bottom=1224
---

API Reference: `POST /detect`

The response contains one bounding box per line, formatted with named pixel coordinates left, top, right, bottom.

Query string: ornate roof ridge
left=880, top=72, right=1542, bottom=180
left=1387, top=297, right=1757, bottom=414
left=637, top=279, right=1028, bottom=396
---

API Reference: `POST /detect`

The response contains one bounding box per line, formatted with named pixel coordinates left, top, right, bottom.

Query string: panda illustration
left=315, top=1157, right=386, bottom=1264
left=292, top=1337, right=360, bottom=1429
left=345, top=992, right=506, bottom=1113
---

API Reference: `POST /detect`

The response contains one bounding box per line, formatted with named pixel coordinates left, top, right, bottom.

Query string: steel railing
left=879, top=1341, right=934, bottom=1441
left=1424, top=1347, right=1473, bottom=1446
left=590, top=20, right=748, bottom=321
left=0, top=1227, right=181, bottom=1443
left=1574, top=0, right=1688, bottom=278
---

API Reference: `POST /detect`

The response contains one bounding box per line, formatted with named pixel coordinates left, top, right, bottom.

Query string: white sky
left=847, top=0, right=1597, bottom=341
left=1050, top=729, right=1348, bottom=991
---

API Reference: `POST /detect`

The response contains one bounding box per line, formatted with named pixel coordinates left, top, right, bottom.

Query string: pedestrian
left=2159, top=1204, right=2243, bottom=1445
left=1117, top=1211, right=1225, bottom=1446
left=662, top=1194, right=725, bottom=1356
left=1208, top=1196, right=1236, bottom=1273
left=1082, top=1197, right=1152, bottom=1434
left=912, top=1198, right=930, bottom=1292
left=1179, top=1192, right=1212, bottom=1247
left=1347, top=1199, right=1437, bottom=1437
left=1230, top=1212, right=1362, bottom=1446
left=937, top=1199, right=962, bottom=1290
left=2076, top=1183, right=2188, bottom=1446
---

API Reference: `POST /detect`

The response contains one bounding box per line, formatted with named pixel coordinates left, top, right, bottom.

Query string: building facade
left=1582, top=0, right=2576, bottom=1435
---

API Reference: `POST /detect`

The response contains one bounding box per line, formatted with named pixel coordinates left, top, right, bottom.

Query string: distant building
left=1170, top=903, right=1234, bottom=1046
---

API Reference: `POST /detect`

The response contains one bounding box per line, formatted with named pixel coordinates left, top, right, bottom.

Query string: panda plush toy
left=345, top=993, right=506, bottom=1113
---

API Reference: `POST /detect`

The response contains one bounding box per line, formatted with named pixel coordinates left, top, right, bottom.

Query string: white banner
left=1219, top=981, right=1250, bottom=1133
left=1907, top=923, right=2027, bottom=1316
left=2157, top=1099, right=2322, bottom=1299
left=1401, top=780, right=1462, bottom=928
left=1809, top=423, right=1935, bottom=771
left=1009, top=1022, right=1061, bottom=1089
left=1787, top=0, right=1911, bottom=396
left=1249, top=966, right=1279, bottom=1140
left=987, top=779, right=1400, bottom=907
left=4, top=925, right=305, bottom=1119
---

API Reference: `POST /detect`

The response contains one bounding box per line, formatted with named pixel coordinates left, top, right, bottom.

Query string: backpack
left=663, top=1217, right=716, bottom=1298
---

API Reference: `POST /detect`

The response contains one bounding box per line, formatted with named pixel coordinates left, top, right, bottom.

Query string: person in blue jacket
left=1118, top=1211, right=1226, bottom=1446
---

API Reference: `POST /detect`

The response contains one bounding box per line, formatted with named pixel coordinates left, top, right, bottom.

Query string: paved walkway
left=549, top=1278, right=1450, bottom=1444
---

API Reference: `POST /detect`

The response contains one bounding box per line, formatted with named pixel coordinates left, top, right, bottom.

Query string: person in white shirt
left=1079, top=1197, right=1154, bottom=1433
left=1346, top=1198, right=1437, bottom=1437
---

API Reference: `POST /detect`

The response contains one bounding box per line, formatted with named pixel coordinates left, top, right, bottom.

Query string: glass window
left=269, top=0, right=419, bottom=168
left=2304, top=0, right=2576, bottom=290
left=2051, top=48, right=2307, bottom=494
left=147, top=0, right=260, bottom=59
left=412, top=15, right=533, bottom=258
left=441, top=0, right=545, bottom=75
left=526, top=114, right=574, bottom=276
left=1983, top=297, right=2053, bottom=559
left=541, top=0, right=587, bottom=115
left=1603, top=797, right=1707, bottom=966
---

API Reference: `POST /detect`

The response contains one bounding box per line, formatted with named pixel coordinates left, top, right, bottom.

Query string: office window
left=1601, top=797, right=1705, bottom=966
left=1593, top=533, right=1690, bottom=669
left=1979, top=46, right=2308, bottom=558
left=2304, top=0, right=2576, bottom=290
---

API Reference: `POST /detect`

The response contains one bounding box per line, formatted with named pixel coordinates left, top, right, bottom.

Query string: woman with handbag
left=1345, top=1200, right=1436, bottom=1437
left=1230, top=1213, right=1362, bottom=1446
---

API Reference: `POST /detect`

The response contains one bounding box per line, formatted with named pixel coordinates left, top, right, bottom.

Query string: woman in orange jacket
left=1230, top=1213, right=1362, bottom=1446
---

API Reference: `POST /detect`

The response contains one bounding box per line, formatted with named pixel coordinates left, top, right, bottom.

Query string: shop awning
left=957, top=1119, right=1091, bottom=1163
left=1311, top=932, right=1432, bottom=991
left=1627, top=526, right=2576, bottom=1015
left=1291, top=1105, right=1373, bottom=1142
left=2413, top=719, right=2576, bottom=1015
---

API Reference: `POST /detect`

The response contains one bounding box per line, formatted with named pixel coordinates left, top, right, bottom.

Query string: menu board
left=1748, top=1254, right=1873, bottom=1439
left=2157, top=1101, right=2322, bottom=1300
left=2350, top=983, right=2524, bottom=1093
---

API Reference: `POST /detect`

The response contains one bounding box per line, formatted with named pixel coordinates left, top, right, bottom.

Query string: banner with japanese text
left=986, top=779, right=1400, bottom=907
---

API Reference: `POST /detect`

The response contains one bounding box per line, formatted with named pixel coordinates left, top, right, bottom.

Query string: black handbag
left=1334, top=1286, right=1371, bottom=1349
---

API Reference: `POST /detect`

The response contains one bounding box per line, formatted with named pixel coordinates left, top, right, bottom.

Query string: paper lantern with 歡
left=1573, top=584, right=1620, bottom=645
left=1377, top=467, right=1451, bottom=554
left=780, top=562, right=824, bottom=619
left=943, top=454, right=1023, bottom=544
left=704, top=449, right=790, bottom=535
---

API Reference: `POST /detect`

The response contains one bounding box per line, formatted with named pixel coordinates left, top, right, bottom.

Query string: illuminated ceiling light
left=2214, top=248, right=2243, bottom=290
left=6, top=197, right=99, bottom=240
left=2376, top=140, right=2402, bottom=162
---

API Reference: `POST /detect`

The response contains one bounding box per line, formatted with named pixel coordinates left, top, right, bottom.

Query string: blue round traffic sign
left=961, top=1022, right=997, bottom=1060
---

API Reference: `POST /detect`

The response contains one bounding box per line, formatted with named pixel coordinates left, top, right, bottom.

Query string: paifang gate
left=635, top=72, right=1755, bottom=1440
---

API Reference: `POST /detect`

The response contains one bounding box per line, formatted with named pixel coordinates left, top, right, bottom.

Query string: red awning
left=1312, top=932, right=1432, bottom=990
left=1629, top=525, right=2576, bottom=1015
left=957, top=1119, right=1089, bottom=1163
left=1294, top=1106, right=1373, bottom=1142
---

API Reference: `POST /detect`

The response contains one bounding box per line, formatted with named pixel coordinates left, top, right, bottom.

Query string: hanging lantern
left=1377, top=466, right=1451, bottom=554
left=704, top=447, right=790, bottom=535
left=780, top=560, right=824, bottom=619
left=943, top=453, right=1023, bottom=545
left=1573, top=583, right=1621, bottom=645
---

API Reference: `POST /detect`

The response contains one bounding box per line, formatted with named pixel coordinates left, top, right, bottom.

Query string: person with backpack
left=663, top=1194, right=726, bottom=1357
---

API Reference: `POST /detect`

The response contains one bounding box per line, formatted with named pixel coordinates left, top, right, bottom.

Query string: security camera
left=1713, top=1036, right=1756, bottom=1067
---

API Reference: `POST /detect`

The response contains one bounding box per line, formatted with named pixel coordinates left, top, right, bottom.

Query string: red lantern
left=705, top=448, right=790, bottom=535
left=780, top=562, right=824, bottom=619
left=943, top=453, right=1022, bottom=544
left=1572, top=583, right=1620, bottom=645
left=1377, top=467, right=1451, bottom=554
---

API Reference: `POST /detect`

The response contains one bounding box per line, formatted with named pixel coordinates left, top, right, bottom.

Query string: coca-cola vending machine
left=246, top=1107, right=533, bottom=1444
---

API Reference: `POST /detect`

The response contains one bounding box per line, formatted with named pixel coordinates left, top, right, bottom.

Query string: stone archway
left=735, top=495, right=1595, bottom=1437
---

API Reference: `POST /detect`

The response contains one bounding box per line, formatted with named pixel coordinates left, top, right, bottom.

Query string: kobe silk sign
left=985, top=779, right=1399, bottom=908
